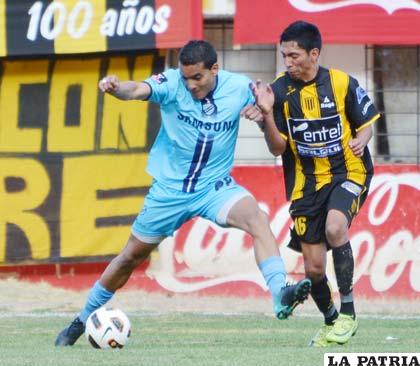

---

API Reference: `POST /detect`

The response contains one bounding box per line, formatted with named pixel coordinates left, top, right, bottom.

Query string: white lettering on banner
left=27, top=2, right=44, bottom=41
left=67, top=1, right=93, bottom=39
left=26, top=0, right=171, bottom=41
left=147, top=172, right=420, bottom=296
left=153, top=6, right=171, bottom=34
left=101, top=1, right=170, bottom=37
left=27, top=1, right=92, bottom=41
left=288, top=0, right=420, bottom=15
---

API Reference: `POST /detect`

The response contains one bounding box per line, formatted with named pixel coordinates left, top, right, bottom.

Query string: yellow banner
left=0, top=52, right=164, bottom=263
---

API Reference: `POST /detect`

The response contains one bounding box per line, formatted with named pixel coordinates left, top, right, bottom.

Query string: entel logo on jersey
left=288, top=114, right=344, bottom=158
left=288, top=0, right=420, bottom=15
left=291, top=119, right=342, bottom=144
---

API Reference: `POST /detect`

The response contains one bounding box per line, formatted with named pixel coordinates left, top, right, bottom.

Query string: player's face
left=180, top=62, right=218, bottom=100
left=280, top=41, right=319, bottom=82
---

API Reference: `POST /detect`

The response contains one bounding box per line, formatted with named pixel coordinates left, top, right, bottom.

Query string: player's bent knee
left=304, top=263, right=325, bottom=282
left=117, top=245, right=152, bottom=270
left=325, top=223, right=347, bottom=245
left=112, top=253, right=138, bottom=272
left=227, top=197, right=271, bottom=236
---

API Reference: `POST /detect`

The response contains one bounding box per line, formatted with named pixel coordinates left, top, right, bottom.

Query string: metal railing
left=366, top=45, right=420, bottom=164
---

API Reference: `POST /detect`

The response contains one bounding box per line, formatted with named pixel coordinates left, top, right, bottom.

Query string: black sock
left=340, top=301, right=355, bottom=318
left=333, top=241, right=356, bottom=318
left=311, top=276, right=338, bottom=325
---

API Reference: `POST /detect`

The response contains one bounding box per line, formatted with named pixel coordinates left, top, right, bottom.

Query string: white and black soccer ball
left=85, top=307, right=131, bottom=349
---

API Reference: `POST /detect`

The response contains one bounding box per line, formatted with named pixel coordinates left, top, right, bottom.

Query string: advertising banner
left=0, top=53, right=419, bottom=298
left=234, top=0, right=420, bottom=45
left=0, top=52, right=165, bottom=263
left=146, top=165, right=420, bottom=298
left=0, top=0, right=202, bottom=57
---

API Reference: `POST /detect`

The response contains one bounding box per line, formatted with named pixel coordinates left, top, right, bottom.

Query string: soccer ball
left=85, top=307, right=131, bottom=349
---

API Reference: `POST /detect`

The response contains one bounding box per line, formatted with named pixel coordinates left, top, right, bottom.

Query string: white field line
left=0, top=311, right=420, bottom=320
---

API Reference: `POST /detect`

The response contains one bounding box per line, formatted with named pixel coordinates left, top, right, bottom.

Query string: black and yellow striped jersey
left=272, top=66, right=380, bottom=201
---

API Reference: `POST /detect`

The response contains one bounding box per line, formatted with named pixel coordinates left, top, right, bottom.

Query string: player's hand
left=241, top=105, right=263, bottom=122
left=349, top=138, right=365, bottom=157
left=99, top=75, right=120, bottom=93
left=250, top=80, right=275, bottom=115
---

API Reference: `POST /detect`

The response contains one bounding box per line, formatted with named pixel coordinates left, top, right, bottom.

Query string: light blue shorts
left=131, top=176, right=252, bottom=244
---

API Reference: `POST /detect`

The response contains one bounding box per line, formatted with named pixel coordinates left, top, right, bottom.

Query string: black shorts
left=288, top=180, right=368, bottom=252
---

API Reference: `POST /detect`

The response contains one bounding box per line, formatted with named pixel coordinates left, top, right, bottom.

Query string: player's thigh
left=325, top=208, right=351, bottom=247
left=327, top=180, right=367, bottom=226
left=290, top=210, right=327, bottom=246
left=225, top=195, right=265, bottom=233
left=287, top=185, right=332, bottom=252
left=132, top=182, right=192, bottom=242
left=198, top=177, right=253, bottom=227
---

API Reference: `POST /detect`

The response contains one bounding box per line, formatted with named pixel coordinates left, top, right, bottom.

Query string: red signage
left=146, top=164, right=420, bottom=299
left=3, top=165, right=420, bottom=300
left=234, top=0, right=420, bottom=45
left=155, top=0, right=203, bottom=49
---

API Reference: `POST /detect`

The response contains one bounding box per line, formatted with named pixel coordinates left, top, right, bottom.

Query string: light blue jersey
left=144, top=69, right=254, bottom=193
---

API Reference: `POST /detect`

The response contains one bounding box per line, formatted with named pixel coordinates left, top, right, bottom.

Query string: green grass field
left=2, top=313, right=419, bottom=366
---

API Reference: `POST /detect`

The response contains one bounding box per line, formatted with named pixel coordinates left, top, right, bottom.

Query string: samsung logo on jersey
left=177, top=112, right=235, bottom=133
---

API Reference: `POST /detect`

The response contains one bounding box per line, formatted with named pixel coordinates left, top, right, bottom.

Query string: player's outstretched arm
left=99, top=75, right=151, bottom=101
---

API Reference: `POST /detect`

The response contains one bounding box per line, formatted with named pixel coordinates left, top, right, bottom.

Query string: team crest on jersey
left=201, top=97, right=218, bottom=116
left=304, top=97, right=315, bottom=111
left=151, top=73, right=167, bottom=84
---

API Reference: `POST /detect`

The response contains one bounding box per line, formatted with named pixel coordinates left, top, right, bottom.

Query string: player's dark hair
left=280, top=21, right=322, bottom=53
left=179, top=40, right=218, bottom=69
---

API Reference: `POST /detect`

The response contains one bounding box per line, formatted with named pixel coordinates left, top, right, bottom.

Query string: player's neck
left=301, top=65, right=319, bottom=83
left=203, top=75, right=218, bottom=100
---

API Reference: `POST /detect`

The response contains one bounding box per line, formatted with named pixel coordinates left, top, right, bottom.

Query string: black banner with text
left=0, top=0, right=202, bottom=57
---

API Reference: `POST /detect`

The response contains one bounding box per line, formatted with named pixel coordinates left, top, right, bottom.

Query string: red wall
left=2, top=165, right=419, bottom=299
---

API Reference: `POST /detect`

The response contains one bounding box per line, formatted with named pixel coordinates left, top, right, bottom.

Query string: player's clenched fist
left=99, top=75, right=120, bottom=93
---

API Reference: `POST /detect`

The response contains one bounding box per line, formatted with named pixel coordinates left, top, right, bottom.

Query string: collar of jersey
left=288, top=66, right=325, bottom=87
left=200, top=75, right=219, bottom=101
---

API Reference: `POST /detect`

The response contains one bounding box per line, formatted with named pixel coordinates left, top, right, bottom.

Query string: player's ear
left=310, top=48, right=320, bottom=62
left=210, top=63, right=219, bottom=75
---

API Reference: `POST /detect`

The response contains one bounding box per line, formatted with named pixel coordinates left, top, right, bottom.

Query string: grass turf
left=1, top=313, right=419, bottom=366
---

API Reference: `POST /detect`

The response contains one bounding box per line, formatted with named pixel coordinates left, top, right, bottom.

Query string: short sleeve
left=345, top=76, right=380, bottom=131
left=144, top=68, right=179, bottom=105
left=244, top=79, right=255, bottom=106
